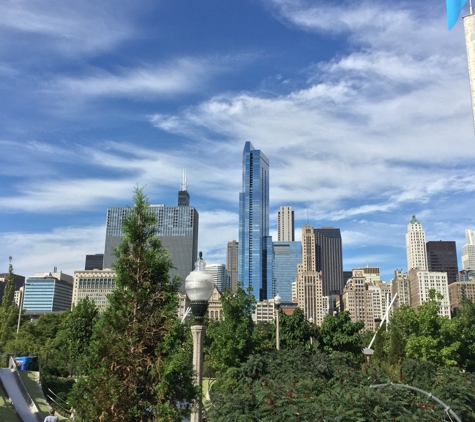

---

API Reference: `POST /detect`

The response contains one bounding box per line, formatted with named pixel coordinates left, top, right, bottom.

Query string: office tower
left=408, top=269, right=450, bottom=318
left=390, top=269, right=411, bottom=309
left=85, top=254, right=104, bottom=270
left=226, top=240, right=239, bottom=293
left=272, top=241, right=301, bottom=302
left=462, top=229, right=475, bottom=270
left=426, top=241, right=458, bottom=284
left=238, top=142, right=270, bottom=301
left=295, top=225, right=325, bottom=325
left=72, top=269, right=116, bottom=312
left=23, top=272, right=73, bottom=312
left=314, top=227, right=344, bottom=296
left=0, top=272, right=25, bottom=304
left=103, top=182, right=199, bottom=287
left=405, top=215, right=427, bottom=271
left=342, top=269, right=375, bottom=331
left=464, top=12, right=475, bottom=131
left=277, top=206, right=294, bottom=241
left=205, top=263, right=228, bottom=293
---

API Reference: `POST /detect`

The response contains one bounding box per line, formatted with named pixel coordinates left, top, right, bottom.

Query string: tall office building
left=462, top=229, right=475, bottom=270
left=314, top=227, right=344, bottom=296
left=205, top=264, right=228, bottom=293
left=295, top=225, right=325, bottom=325
left=342, top=269, right=375, bottom=331
left=103, top=183, right=199, bottom=287
left=238, top=142, right=270, bottom=301
left=390, top=269, right=410, bottom=309
left=272, top=241, right=301, bottom=302
left=226, top=240, right=239, bottom=293
left=23, top=272, right=73, bottom=313
left=405, top=215, right=427, bottom=271
left=72, top=269, right=116, bottom=312
left=0, top=272, right=25, bottom=304
left=408, top=269, right=450, bottom=318
left=277, top=206, right=294, bottom=241
left=426, top=241, right=458, bottom=284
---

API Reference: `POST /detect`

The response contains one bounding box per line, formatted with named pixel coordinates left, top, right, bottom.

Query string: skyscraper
left=205, top=263, right=228, bottom=293
left=462, top=229, right=475, bottom=270
left=103, top=182, right=198, bottom=286
left=314, top=227, right=344, bottom=296
left=238, top=142, right=270, bottom=301
left=277, top=206, right=294, bottom=241
left=426, top=240, right=458, bottom=284
left=405, top=215, right=427, bottom=271
left=226, top=240, right=239, bottom=293
left=272, top=241, right=301, bottom=301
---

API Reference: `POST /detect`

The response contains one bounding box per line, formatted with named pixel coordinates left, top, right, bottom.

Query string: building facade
left=205, top=264, right=228, bottom=293
left=342, top=269, right=375, bottom=331
left=390, top=269, right=411, bottom=309
left=448, top=281, right=475, bottom=315
left=277, top=206, right=294, bottom=241
left=462, top=229, right=475, bottom=270
left=315, top=227, right=344, bottom=297
left=238, top=142, right=271, bottom=301
left=0, top=272, right=25, bottom=304
left=406, top=215, right=427, bottom=271
left=23, top=272, right=73, bottom=312
left=226, top=240, right=239, bottom=293
left=295, top=225, right=325, bottom=325
left=408, top=269, right=450, bottom=318
left=72, top=269, right=116, bottom=312
left=103, top=188, right=198, bottom=288
left=272, top=241, right=301, bottom=302
left=85, top=254, right=104, bottom=270
left=426, top=241, right=458, bottom=284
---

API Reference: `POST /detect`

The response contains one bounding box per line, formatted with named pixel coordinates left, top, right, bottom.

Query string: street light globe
left=308, top=317, right=313, bottom=324
left=185, top=252, right=214, bottom=324
left=274, top=292, right=281, bottom=307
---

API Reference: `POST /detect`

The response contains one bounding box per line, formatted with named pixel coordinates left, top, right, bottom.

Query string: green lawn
left=18, top=371, right=68, bottom=421
left=0, top=379, right=22, bottom=422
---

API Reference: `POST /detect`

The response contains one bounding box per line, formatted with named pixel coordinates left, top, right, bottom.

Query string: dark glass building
left=238, top=142, right=270, bottom=301
left=271, top=241, right=301, bottom=302
left=103, top=187, right=198, bottom=289
left=426, top=240, right=459, bottom=284
left=314, top=227, right=344, bottom=296
left=85, top=254, right=104, bottom=270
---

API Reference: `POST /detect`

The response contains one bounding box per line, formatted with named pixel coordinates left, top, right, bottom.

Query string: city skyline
left=1, top=1, right=475, bottom=281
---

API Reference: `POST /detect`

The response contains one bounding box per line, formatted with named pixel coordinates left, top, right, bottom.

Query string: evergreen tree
left=70, top=188, right=196, bottom=422
left=0, top=257, right=19, bottom=351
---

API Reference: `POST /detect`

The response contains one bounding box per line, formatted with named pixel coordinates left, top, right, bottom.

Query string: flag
left=447, top=0, right=468, bottom=29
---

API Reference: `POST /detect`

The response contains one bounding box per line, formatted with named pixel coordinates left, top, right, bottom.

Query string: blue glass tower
left=239, top=142, right=270, bottom=301
left=272, top=241, right=302, bottom=302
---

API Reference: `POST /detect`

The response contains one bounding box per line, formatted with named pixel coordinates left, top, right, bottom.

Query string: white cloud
left=0, top=225, right=105, bottom=278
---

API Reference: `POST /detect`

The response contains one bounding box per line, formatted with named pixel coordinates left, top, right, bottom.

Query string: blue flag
left=447, top=0, right=468, bottom=29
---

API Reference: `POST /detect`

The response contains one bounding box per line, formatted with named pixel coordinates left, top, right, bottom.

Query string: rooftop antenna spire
left=181, top=168, right=187, bottom=191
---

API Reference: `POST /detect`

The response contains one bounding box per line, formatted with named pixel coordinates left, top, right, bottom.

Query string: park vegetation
left=0, top=189, right=475, bottom=420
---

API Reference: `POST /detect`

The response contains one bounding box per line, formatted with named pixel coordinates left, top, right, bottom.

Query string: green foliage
left=277, top=307, right=317, bottom=350
left=0, top=259, right=19, bottom=350
left=204, top=282, right=256, bottom=377
left=55, top=297, right=99, bottom=375
left=69, top=187, right=196, bottom=422
left=451, top=299, right=475, bottom=372
left=319, top=311, right=364, bottom=359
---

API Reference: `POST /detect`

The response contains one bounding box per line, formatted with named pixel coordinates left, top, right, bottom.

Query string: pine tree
left=70, top=188, right=196, bottom=421
left=0, top=257, right=19, bottom=351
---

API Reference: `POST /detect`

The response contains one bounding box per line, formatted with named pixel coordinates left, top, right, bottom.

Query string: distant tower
left=405, top=215, right=427, bottom=271
left=277, top=206, right=295, bottom=241
left=226, top=240, right=239, bottom=293
left=462, top=229, right=475, bottom=270
left=178, top=168, right=190, bottom=206
left=238, top=142, right=271, bottom=301
left=314, top=227, right=344, bottom=296
left=464, top=10, right=475, bottom=130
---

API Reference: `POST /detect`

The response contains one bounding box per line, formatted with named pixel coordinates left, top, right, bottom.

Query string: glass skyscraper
left=239, top=142, right=270, bottom=301
left=272, top=241, right=301, bottom=302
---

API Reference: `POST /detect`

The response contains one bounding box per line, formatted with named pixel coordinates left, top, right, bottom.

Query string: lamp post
left=185, top=252, right=214, bottom=422
left=308, top=317, right=313, bottom=346
left=274, top=293, right=281, bottom=350
left=16, top=283, right=32, bottom=334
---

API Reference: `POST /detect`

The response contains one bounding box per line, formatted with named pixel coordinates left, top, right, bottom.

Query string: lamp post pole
left=185, top=252, right=214, bottom=422
left=16, top=283, right=32, bottom=334
left=274, top=293, right=281, bottom=350
left=308, top=317, right=313, bottom=345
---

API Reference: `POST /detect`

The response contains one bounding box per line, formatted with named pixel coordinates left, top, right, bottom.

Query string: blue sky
left=1, top=0, right=474, bottom=282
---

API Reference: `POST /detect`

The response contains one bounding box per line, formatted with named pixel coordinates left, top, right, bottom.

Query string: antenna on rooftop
left=181, top=168, right=187, bottom=191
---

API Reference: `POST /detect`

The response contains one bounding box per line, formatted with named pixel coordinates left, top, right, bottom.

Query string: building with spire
left=405, top=215, right=427, bottom=271
left=238, top=142, right=271, bottom=301
left=102, top=172, right=198, bottom=287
